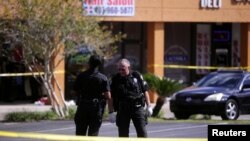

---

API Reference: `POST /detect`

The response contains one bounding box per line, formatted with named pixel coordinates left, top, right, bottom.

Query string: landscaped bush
left=65, top=106, right=77, bottom=119
left=4, top=106, right=77, bottom=122
left=4, top=111, right=59, bottom=122
left=143, top=73, right=184, bottom=117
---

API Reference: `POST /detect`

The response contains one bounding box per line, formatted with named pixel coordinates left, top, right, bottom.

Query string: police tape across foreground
left=0, top=130, right=206, bottom=141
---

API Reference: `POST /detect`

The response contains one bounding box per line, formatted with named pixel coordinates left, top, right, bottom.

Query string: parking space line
left=34, top=123, right=112, bottom=133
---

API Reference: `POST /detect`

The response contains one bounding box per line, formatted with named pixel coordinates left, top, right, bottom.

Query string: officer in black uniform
left=110, top=58, right=152, bottom=137
left=73, top=54, right=113, bottom=136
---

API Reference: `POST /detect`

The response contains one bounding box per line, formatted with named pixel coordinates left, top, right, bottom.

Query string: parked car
left=170, top=70, right=250, bottom=120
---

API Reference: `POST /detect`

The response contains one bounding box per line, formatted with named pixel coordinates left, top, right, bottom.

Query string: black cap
left=88, top=54, right=102, bottom=68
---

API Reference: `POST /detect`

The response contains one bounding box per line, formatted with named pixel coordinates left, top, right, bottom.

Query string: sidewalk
left=0, top=102, right=173, bottom=121
left=0, top=101, right=249, bottom=121
left=161, top=102, right=175, bottom=119
left=160, top=101, right=250, bottom=120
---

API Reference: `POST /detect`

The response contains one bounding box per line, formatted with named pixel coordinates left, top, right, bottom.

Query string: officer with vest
left=110, top=58, right=153, bottom=137
left=73, top=54, right=114, bottom=136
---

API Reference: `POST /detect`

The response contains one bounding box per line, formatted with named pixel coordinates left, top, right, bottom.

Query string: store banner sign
left=200, top=0, right=222, bottom=8
left=83, top=0, right=135, bottom=16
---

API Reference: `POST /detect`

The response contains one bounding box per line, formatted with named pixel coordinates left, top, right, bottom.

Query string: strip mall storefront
left=65, top=0, right=250, bottom=102
left=1, top=0, right=250, bottom=103
left=85, top=0, right=250, bottom=84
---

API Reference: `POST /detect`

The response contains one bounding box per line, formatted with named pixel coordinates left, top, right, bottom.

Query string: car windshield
left=195, top=73, right=243, bottom=89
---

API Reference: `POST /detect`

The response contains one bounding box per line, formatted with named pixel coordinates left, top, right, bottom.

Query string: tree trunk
left=152, top=97, right=166, bottom=117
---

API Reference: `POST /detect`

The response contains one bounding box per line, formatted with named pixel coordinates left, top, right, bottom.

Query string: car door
left=239, top=76, right=250, bottom=113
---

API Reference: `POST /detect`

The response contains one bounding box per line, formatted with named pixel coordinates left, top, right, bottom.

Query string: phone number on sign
left=94, top=6, right=134, bottom=15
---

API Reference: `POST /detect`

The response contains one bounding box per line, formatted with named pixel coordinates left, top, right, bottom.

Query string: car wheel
left=174, top=112, right=190, bottom=119
left=221, top=99, right=239, bottom=120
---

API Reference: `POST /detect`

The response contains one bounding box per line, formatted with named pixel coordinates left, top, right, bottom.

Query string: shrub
left=143, top=73, right=184, bottom=117
left=65, top=106, right=77, bottom=119
left=143, top=73, right=184, bottom=97
left=4, top=111, right=59, bottom=122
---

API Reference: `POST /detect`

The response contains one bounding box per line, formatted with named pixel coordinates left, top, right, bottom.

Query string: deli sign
left=200, top=0, right=222, bottom=8
left=83, top=0, right=135, bottom=16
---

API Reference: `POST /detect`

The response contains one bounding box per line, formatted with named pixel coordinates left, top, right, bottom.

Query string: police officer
left=73, top=54, right=114, bottom=136
left=110, top=58, right=152, bottom=137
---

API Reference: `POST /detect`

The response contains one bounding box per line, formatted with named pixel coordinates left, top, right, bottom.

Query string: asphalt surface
left=0, top=120, right=211, bottom=141
left=0, top=102, right=250, bottom=141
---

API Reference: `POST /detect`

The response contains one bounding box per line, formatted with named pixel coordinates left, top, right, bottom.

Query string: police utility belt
left=80, top=98, right=101, bottom=104
left=120, top=93, right=144, bottom=108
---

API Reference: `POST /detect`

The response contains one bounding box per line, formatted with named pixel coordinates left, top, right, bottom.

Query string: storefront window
left=124, top=22, right=142, bottom=40
left=164, top=23, right=191, bottom=84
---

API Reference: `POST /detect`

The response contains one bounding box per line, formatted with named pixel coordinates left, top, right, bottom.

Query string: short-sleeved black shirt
left=110, top=71, right=148, bottom=97
left=73, top=68, right=110, bottom=100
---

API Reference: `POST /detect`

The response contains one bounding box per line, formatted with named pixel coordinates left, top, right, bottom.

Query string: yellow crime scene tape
left=0, top=64, right=249, bottom=77
left=0, top=70, right=65, bottom=77
left=0, top=130, right=206, bottom=141
left=149, top=64, right=250, bottom=70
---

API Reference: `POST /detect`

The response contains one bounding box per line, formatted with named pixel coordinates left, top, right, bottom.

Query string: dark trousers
left=74, top=101, right=105, bottom=136
left=116, top=103, right=147, bottom=137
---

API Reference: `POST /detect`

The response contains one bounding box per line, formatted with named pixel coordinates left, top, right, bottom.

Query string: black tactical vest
left=116, top=72, right=144, bottom=101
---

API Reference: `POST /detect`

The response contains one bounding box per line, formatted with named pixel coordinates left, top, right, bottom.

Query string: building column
left=147, top=22, right=165, bottom=103
left=240, top=23, right=250, bottom=71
